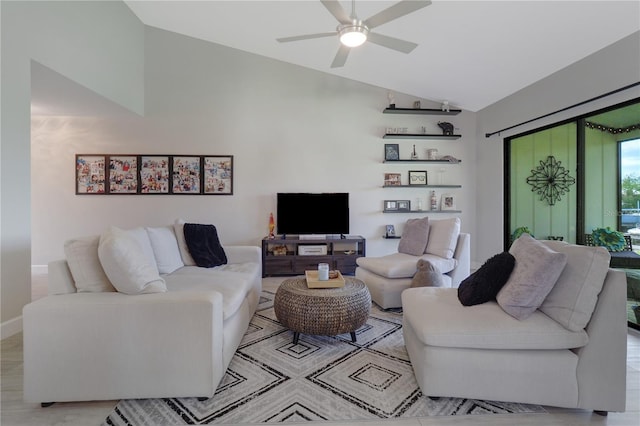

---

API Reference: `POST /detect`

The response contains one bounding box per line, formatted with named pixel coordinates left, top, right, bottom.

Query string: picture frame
left=107, top=155, right=138, bottom=194
left=384, top=143, right=400, bottom=161
left=385, top=224, right=396, bottom=237
left=408, top=170, right=427, bottom=185
left=140, top=156, right=170, bottom=194
left=172, top=156, right=201, bottom=194
left=203, top=155, right=233, bottom=195
left=397, top=200, right=411, bottom=212
left=76, top=155, right=106, bottom=194
left=441, top=193, right=457, bottom=210
left=384, top=173, right=402, bottom=186
left=384, top=200, right=398, bottom=211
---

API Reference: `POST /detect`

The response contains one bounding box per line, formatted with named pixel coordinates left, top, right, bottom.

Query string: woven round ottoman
left=274, top=277, right=371, bottom=344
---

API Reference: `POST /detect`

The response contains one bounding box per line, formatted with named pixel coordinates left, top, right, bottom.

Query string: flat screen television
left=277, top=193, right=349, bottom=236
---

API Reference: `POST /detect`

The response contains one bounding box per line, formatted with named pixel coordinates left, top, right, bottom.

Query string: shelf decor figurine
left=413, top=100, right=421, bottom=109
left=388, top=90, right=396, bottom=109
left=438, top=121, right=454, bottom=136
left=430, top=190, right=438, bottom=211
left=411, top=144, right=418, bottom=160
left=268, top=212, right=275, bottom=239
left=441, top=100, right=450, bottom=112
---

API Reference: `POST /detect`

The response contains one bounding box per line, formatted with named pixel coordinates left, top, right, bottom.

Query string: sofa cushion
left=539, top=240, right=610, bottom=332
left=165, top=263, right=258, bottom=320
left=403, top=287, right=588, bottom=350
left=146, top=226, right=184, bottom=274
left=425, top=218, right=460, bottom=259
left=592, top=227, right=627, bottom=252
left=458, top=251, right=515, bottom=306
left=126, top=227, right=159, bottom=274
left=64, top=235, right=115, bottom=293
left=98, top=227, right=167, bottom=295
left=356, top=252, right=457, bottom=279
left=411, top=259, right=444, bottom=288
left=173, top=219, right=197, bottom=266
left=398, top=217, right=430, bottom=256
left=497, top=234, right=567, bottom=320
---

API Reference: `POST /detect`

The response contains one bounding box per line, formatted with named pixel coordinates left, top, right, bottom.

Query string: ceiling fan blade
left=277, top=32, right=337, bottom=43
left=367, top=32, right=418, bottom=54
left=364, top=0, right=431, bottom=29
left=331, top=45, right=351, bottom=68
left=320, top=0, right=352, bottom=25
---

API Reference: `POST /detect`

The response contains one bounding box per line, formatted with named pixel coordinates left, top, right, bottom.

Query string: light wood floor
left=1, top=275, right=639, bottom=426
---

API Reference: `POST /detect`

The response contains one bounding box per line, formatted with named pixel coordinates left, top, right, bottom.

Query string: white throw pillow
left=98, top=227, right=166, bottom=294
left=64, top=235, right=115, bottom=293
left=425, top=218, right=461, bottom=259
left=146, top=226, right=184, bottom=274
left=173, top=219, right=197, bottom=266
left=126, top=227, right=160, bottom=274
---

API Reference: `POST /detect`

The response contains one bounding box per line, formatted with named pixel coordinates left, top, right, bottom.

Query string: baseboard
left=32, top=264, right=48, bottom=275
left=1, top=315, right=22, bottom=339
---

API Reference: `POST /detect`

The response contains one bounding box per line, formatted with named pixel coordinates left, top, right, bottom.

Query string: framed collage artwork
left=204, top=156, right=234, bottom=195
left=75, top=154, right=234, bottom=195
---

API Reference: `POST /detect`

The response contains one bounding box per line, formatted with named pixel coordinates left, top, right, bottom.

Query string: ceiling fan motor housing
left=338, top=20, right=369, bottom=47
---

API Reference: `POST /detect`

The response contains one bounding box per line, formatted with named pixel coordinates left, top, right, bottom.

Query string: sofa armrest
left=225, top=245, right=261, bottom=264
left=48, top=259, right=77, bottom=295
left=23, top=291, right=225, bottom=402
left=574, top=269, right=627, bottom=412
left=447, top=233, right=470, bottom=287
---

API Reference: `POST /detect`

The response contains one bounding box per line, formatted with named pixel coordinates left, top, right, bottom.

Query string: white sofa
left=402, top=239, right=627, bottom=414
left=23, top=224, right=262, bottom=405
left=356, top=219, right=470, bottom=309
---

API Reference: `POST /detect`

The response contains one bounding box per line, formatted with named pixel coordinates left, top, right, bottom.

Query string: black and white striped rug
left=103, top=291, right=544, bottom=425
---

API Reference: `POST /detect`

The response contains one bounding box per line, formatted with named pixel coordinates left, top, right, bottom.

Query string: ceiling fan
left=276, top=0, right=431, bottom=68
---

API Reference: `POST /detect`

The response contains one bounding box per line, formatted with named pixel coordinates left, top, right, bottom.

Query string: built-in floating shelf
left=382, top=185, right=462, bottom=189
left=383, top=159, right=462, bottom=164
left=382, top=235, right=401, bottom=239
left=383, top=210, right=462, bottom=214
left=383, top=108, right=461, bottom=116
left=383, top=133, right=461, bottom=140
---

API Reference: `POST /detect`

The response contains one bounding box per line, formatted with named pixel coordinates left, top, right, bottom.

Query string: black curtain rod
left=484, top=81, right=640, bottom=138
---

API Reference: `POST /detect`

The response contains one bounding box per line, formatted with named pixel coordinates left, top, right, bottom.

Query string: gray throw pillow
left=411, top=259, right=444, bottom=288
left=497, top=233, right=567, bottom=320
left=398, top=217, right=430, bottom=256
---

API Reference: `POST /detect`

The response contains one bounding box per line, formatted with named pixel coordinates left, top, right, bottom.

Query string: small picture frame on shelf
left=441, top=193, right=457, bottom=210
left=384, top=200, right=398, bottom=211
left=397, top=200, right=411, bottom=212
left=384, top=173, right=402, bottom=186
left=408, top=170, right=427, bottom=185
left=384, top=143, right=400, bottom=161
left=385, top=224, right=396, bottom=237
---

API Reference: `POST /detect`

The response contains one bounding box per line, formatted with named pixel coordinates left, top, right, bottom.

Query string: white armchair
left=356, top=218, right=470, bottom=309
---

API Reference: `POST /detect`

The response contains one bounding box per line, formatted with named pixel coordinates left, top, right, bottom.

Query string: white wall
left=1, top=0, right=144, bottom=336
left=31, top=26, right=478, bottom=265
left=475, top=31, right=640, bottom=263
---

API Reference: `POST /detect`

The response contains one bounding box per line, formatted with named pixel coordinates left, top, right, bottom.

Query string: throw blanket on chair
left=183, top=223, right=227, bottom=268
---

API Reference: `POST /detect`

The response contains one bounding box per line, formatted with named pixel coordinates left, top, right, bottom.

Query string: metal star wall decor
left=526, top=155, right=576, bottom=205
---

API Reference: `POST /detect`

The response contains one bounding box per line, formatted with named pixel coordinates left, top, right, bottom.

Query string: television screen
left=277, top=193, right=349, bottom=235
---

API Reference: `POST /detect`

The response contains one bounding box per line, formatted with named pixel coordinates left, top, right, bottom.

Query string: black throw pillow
left=183, top=223, right=227, bottom=268
left=458, top=251, right=515, bottom=306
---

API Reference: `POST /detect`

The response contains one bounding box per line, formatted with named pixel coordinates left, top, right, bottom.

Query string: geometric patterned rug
left=103, top=291, right=545, bottom=425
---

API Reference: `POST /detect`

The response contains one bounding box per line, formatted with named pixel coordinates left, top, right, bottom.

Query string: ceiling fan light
left=339, top=25, right=368, bottom=47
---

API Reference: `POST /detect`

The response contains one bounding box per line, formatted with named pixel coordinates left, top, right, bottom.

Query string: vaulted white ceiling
left=123, top=0, right=640, bottom=112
